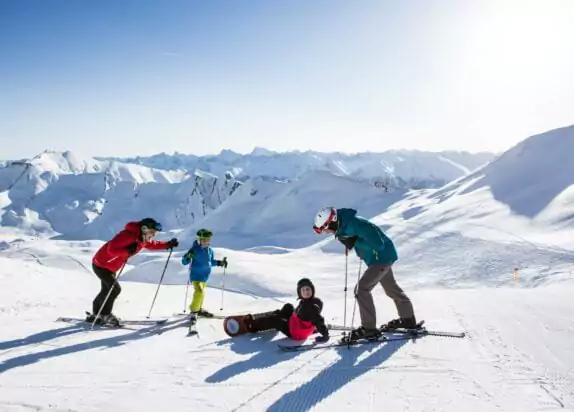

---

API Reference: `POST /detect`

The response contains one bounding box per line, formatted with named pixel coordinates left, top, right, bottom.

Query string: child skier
left=244, top=278, right=330, bottom=343
left=89, top=217, right=178, bottom=326
left=181, top=228, right=228, bottom=323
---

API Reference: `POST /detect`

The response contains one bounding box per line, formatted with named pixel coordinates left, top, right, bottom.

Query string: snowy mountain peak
left=103, top=149, right=495, bottom=188
left=250, top=146, right=277, bottom=157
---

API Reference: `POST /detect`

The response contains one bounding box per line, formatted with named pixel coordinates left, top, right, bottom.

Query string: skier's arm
left=209, top=249, right=218, bottom=266
left=144, top=240, right=168, bottom=250
left=314, top=315, right=329, bottom=338
left=145, top=237, right=178, bottom=251
left=308, top=299, right=329, bottom=341
left=182, top=248, right=195, bottom=265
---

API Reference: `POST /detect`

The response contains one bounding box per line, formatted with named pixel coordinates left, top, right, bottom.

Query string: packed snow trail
left=1, top=254, right=573, bottom=411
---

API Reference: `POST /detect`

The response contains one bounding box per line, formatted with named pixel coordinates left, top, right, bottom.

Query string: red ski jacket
left=288, top=313, right=316, bottom=340
left=92, top=221, right=170, bottom=272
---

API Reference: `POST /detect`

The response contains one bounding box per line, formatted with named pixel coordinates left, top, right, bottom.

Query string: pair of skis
left=278, top=320, right=466, bottom=352
left=56, top=312, right=168, bottom=330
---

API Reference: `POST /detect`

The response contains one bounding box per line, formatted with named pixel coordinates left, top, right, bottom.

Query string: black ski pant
left=92, top=263, right=121, bottom=316
left=248, top=303, right=294, bottom=338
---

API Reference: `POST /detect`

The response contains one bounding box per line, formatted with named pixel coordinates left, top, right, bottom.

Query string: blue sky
left=2, top=0, right=574, bottom=159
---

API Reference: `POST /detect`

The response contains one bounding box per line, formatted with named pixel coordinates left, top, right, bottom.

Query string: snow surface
left=1, top=233, right=574, bottom=411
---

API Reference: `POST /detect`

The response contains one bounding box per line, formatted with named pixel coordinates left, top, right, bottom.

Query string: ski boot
left=197, top=308, right=214, bottom=318
left=380, top=316, right=420, bottom=332
left=101, top=313, right=122, bottom=327
left=340, top=326, right=382, bottom=344
left=189, top=311, right=198, bottom=325
left=85, top=312, right=104, bottom=325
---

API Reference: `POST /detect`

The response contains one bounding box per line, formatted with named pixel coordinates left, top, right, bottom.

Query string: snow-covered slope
left=0, top=150, right=241, bottom=240
left=0, top=230, right=573, bottom=411
left=310, top=125, right=574, bottom=288
left=177, top=170, right=407, bottom=250
left=103, top=148, right=495, bottom=189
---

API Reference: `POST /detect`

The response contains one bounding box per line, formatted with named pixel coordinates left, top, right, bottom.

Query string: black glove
left=314, top=320, right=330, bottom=343
left=338, top=236, right=358, bottom=250
left=167, top=238, right=179, bottom=248
left=217, top=257, right=228, bottom=268
left=126, top=243, right=138, bottom=256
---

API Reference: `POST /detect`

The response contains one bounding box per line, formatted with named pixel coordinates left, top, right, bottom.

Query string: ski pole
left=343, top=247, right=349, bottom=335
left=220, top=266, right=227, bottom=311
left=91, top=260, right=128, bottom=330
left=348, top=255, right=363, bottom=349
left=182, top=278, right=190, bottom=314
left=146, top=248, right=173, bottom=318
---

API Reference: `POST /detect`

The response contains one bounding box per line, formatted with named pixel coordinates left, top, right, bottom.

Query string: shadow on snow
left=266, top=337, right=412, bottom=411
left=0, top=317, right=189, bottom=374
left=205, top=331, right=305, bottom=383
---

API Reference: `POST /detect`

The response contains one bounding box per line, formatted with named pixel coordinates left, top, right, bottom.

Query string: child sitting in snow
left=181, top=228, right=227, bottom=322
left=244, top=278, right=330, bottom=343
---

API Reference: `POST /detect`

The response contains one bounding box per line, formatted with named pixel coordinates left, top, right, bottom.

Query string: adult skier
left=244, top=278, right=330, bottom=342
left=313, top=207, right=417, bottom=341
left=88, top=218, right=178, bottom=326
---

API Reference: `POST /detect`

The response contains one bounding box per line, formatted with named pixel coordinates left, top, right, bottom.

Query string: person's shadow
left=0, top=317, right=189, bottom=374
left=0, top=325, right=86, bottom=353
left=205, top=331, right=304, bottom=383
left=266, top=336, right=412, bottom=411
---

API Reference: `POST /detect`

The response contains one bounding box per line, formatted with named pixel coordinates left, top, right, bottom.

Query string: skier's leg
left=189, top=281, right=205, bottom=313
left=92, top=264, right=120, bottom=316
left=246, top=305, right=291, bottom=334
left=380, top=266, right=416, bottom=327
left=354, top=265, right=387, bottom=330
left=276, top=318, right=292, bottom=338
left=278, top=303, right=294, bottom=319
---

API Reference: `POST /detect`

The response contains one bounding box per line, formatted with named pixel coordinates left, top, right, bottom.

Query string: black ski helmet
left=139, top=218, right=162, bottom=231
left=297, top=278, right=315, bottom=299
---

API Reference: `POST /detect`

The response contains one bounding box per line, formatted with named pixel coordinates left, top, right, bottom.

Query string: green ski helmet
left=196, top=228, right=213, bottom=240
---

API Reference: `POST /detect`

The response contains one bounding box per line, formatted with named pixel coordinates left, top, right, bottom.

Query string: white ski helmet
left=313, top=207, right=337, bottom=234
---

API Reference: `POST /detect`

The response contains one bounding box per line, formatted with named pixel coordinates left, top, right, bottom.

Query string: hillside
left=102, top=148, right=495, bottom=188
left=311, top=125, right=574, bottom=288
left=0, top=150, right=241, bottom=240
left=177, top=170, right=407, bottom=250
left=3, top=148, right=479, bottom=247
